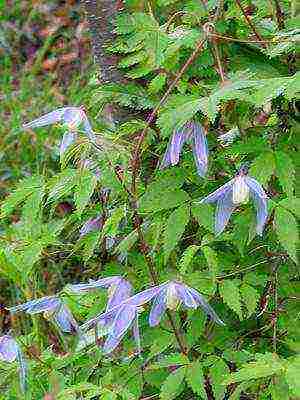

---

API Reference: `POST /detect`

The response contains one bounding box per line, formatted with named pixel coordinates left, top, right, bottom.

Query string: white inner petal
left=232, top=176, right=249, bottom=204
left=166, top=283, right=180, bottom=310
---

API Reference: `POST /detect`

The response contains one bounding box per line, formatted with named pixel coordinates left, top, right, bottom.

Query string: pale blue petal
left=175, top=283, right=198, bottom=309
left=245, top=177, right=268, bottom=235
left=60, top=131, right=76, bottom=157
left=107, top=278, right=133, bottom=310
left=191, top=123, right=208, bottom=177
left=82, top=116, right=96, bottom=142
left=200, top=180, right=234, bottom=204
left=127, top=286, right=162, bottom=307
left=215, top=187, right=235, bottom=235
left=0, top=336, right=18, bottom=362
left=149, top=287, right=167, bottom=327
left=68, top=276, right=120, bottom=293
left=23, top=108, right=66, bottom=129
left=111, top=304, right=136, bottom=339
left=103, top=333, right=124, bottom=353
left=79, top=215, right=103, bottom=237
left=53, top=305, right=78, bottom=333
left=9, top=296, right=60, bottom=314
left=188, top=287, right=225, bottom=325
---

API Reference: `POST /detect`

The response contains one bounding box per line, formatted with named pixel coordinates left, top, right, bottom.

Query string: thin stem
left=217, top=260, right=268, bottom=279
left=272, top=265, right=278, bottom=353
left=211, top=39, right=226, bottom=82
left=235, top=0, right=267, bottom=48
left=131, top=37, right=207, bottom=196
left=273, top=0, right=285, bottom=30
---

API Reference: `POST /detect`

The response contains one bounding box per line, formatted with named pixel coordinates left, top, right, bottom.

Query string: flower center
left=232, top=176, right=249, bottom=204
left=166, top=284, right=180, bottom=310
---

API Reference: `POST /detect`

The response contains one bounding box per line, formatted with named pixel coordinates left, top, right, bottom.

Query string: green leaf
left=150, top=353, right=189, bottom=369
left=179, top=245, right=200, bottom=274
left=223, top=353, right=284, bottom=384
left=139, top=189, right=189, bottom=213
left=114, top=229, right=138, bottom=254
left=275, top=207, right=298, bottom=263
left=74, top=169, right=97, bottom=215
left=279, top=197, right=300, bottom=218
left=284, top=356, right=300, bottom=397
left=163, top=204, right=190, bottom=264
left=192, top=203, right=214, bottom=232
left=202, top=246, right=218, bottom=284
left=185, top=360, right=206, bottom=399
left=47, top=169, right=77, bottom=203
left=269, top=376, right=290, bottom=400
left=275, top=151, right=295, bottom=197
left=210, top=359, right=230, bottom=400
left=102, top=207, right=124, bottom=237
left=249, top=151, right=275, bottom=186
left=160, top=366, right=186, bottom=400
left=1, top=175, right=44, bottom=218
left=240, top=284, right=260, bottom=317
left=219, top=280, right=243, bottom=319
left=148, top=73, right=167, bottom=94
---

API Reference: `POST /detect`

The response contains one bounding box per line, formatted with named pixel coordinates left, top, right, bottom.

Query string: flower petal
left=53, top=305, right=78, bottom=333
left=107, top=278, right=133, bottom=309
left=79, top=215, right=104, bottom=237
left=188, top=287, right=225, bottom=325
left=0, top=336, right=19, bottom=362
left=245, top=177, right=268, bottom=235
left=191, top=123, right=208, bottom=177
left=60, top=131, right=77, bottom=157
left=103, top=333, right=124, bottom=354
left=200, top=180, right=234, bottom=204
left=23, top=108, right=66, bottom=129
left=175, top=283, right=198, bottom=309
left=149, top=287, right=167, bottom=326
left=9, top=296, right=60, bottom=314
left=68, top=276, right=120, bottom=293
left=127, top=286, right=162, bottom=307
left=111, top=304, right=136, bottom=339
left=215, top=187, right=235, bottom=235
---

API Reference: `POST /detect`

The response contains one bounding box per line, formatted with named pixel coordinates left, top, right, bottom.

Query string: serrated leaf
left=223, top=353, right=283, bottom=384
left=160, top=367, right=186, bottom=400
left=47, top=169, right=77, bottom=203
left=220, top=280, right=243, bottom=319
left=1, top=175, right=44, bottom=218
left=148, top=73, right=167, bottom=94
left=179, top=245, right=200, bottom=274
left=284, top=356, right=300, bottom=396
left=74, top=169, right=97, bottom=215
left=240, top=284, right=259, bottom=317
left=202, top=246, right=218, bottom=284
left=275, top=207, right=298, bottom=263
left=102, top=207, right=124, bottom=237
left=275, top=151, right=295, bottom=197
left=139, top=189, right=189, bottom=213
left=185, top=360, right=206, bottom=399
left=192, top=203, right=214, bottom=232
left=163, top=204, right=190, bottom=264
left=210, top=359, right=230, bottom=400
left=150, top=353, right=189, bottom=369
left=249, top=151, right=275, bottom=186
left=279, top=197, right=300, bottom=217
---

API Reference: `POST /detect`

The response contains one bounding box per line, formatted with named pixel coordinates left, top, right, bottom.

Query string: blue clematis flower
left=68, top=276, right=133, bottom=310
left=79, top=215, right=104, bottom=238
left=199, top=165, right=268, bottom=235
left=0, top=335, right=27, bottom=393
left=81, top=286, right=160, bottom=353
left=148, top=281, right=224, bottom=327
left=22, top=106, right=96, bottom=156
left=160, top=121, right=208, bottom=177
left=9, top=296, right=78, bottom=334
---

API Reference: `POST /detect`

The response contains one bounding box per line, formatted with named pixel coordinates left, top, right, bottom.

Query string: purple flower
left=81, top=286, right=160, bottom=353
left=161, top=121, right=208, bottom=177
left=68, top=276, right=133, bottom=310
left=0, top=335, right=27, bottom=392
left=9, top=296, right=78, bottom=334
left=60, top=131, right=77, bottom=157
left=199, top=165, right=268, bottom=235
left=22, top=106, right=96, bottom=142
left=148, top=281, right=224, bottom=327
left=79, top=215, right=104, bottom=237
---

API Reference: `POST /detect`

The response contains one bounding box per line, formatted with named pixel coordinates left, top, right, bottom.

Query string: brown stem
left=210, top=37, right=226, bottom=82
left=235, top=0, right=267, bottom=48
left=273, top=0, right=285, bottom=30
left=131, top=37, right=206, bottom=195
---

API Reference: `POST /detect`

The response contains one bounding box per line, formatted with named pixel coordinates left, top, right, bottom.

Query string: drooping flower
left=8, top=296, right=78, bottom=334
left=0, top=335, right=27, bottom=392
left=160, top=121, right=208, bottom=177
left=79, top=215, right=104, bottom=237
left=68, top=276, right=133, bottom=310
left=22, top=106, right=96, bottom=147
left=148, top=281, right=224, bottom=327
left=81, top=286, right=160, bottom=353
left=199, top=165, right=268, bottom=235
